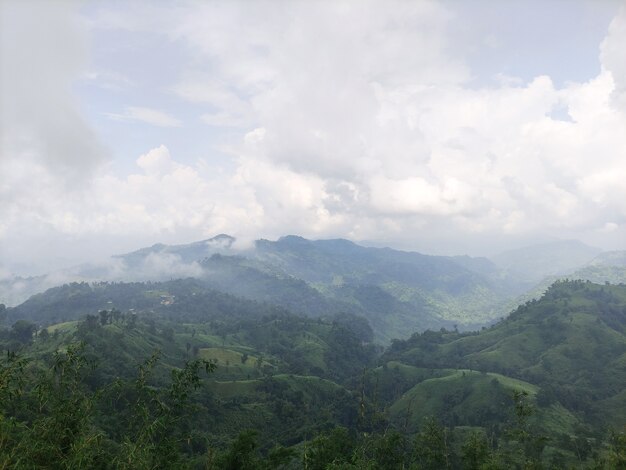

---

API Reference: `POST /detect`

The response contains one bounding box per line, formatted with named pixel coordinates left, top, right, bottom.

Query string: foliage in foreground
left=1, top=345, right=625, bottom=469
left=0, top=343, right=215, bottom=469
left=1, top=279, right=625, bottom=468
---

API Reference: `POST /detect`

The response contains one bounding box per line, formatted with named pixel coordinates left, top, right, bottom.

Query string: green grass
left=272, top=374, right=343, bottom=394
left=485, top=372, right=538, bottom=394
left=47, top=321, right=79, bottom=333
left=388, top=369, right=539, bottom=431
left=206, top=379, right=260, bottom=398
left=198, top=347, right=261, bottom=367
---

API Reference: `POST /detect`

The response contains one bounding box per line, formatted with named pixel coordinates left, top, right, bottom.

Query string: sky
left=1, top=0, right=626, bottom=276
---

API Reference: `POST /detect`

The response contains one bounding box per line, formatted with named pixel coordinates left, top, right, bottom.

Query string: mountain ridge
left=3, top=236, right=621, bottom=343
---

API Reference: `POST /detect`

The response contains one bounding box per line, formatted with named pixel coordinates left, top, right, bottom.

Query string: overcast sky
left=1, top=0, right=625, bottom=275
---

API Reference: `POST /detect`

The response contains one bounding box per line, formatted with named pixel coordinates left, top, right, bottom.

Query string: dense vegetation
left=1, top=280, right=625, bottom=468
left=64, top=235, right=533, bottom=340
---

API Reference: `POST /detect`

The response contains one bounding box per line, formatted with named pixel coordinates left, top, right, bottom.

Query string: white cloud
left=0, top=0, right=105, bottom=181
left=601, top=6, right=626, bottom=110
left=2, top=1, right=626, bottom=274
left=136, top=145, right=178, bottom=175
left=106, top=106, right=182, bottom=127
left=81, top=70, right=135, bottom=90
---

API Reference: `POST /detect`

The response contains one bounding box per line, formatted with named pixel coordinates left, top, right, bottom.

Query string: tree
left=39, top=328, right=50, bottom=341
left=111, top=308, right=122, bottom=323
left=98, top=310, right=109, bottom=326
left=112, top=353, right=216, bottom=469
left=413, top=417, right=451, bottom=469
left=0, top=343, right=104, bottom=467
left=84, top=314, right=99, bottom=330
left=213, top=430, right=261, bottom=470
left=10, top=320, right=37, bottom=344
left=461, top=431, right=490, bottom=470
left=306, top=427, right=355, bottom=469
left=0, top=344, right=216, bottom=469
left=504, top=390, right=547, bottom=467
left=605, top=427, right=626, bottom=468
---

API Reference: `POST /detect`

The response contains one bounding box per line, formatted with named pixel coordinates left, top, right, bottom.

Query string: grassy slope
left=385, top=281, right=626, bottom=428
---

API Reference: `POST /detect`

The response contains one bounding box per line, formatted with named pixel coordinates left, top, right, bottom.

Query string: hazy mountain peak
left=205, top=234, right=236, bottom=248
left=588, top=250, right=626, bottom=267
left=491, top=239, right=602, bottom=282
left=277, top=235, right=311, bottom=245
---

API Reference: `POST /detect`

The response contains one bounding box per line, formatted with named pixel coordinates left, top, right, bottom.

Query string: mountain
left=490, top=240, right=601, bottom=283
left=503, top=249, right=626, bottom=311
left=115, top=234, right=238, bottom=266
left=4, top=278, right=317, bottom=328
left=116, top=235, right=528, bottom=339
left=588, top=250, right=626, bottom=267
left=384, top=280, right=626, bottom=429
left=6, top=235, right=615, bottom=343
left=573, top=250, right=626, bottom=285
left=252, top=236, right=525, bottom=330
left=0, top=235, right=239, bottom=307
left=2, top=279, right=625, bottom=468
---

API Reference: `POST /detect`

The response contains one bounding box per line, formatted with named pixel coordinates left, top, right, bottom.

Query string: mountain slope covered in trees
left=116, top=235, right=528, bottom=339
left=2, top=280, right=625, bottom=468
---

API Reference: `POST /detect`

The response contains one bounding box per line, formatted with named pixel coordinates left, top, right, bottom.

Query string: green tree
left=112, top=352, right=216, bottom=469
left=461, top=431, right=491, bottom=470
left=0, top=342, right=104, bottom=468
left=98, top=310, right=109, bottom=326
left=306, top=427, right=356, bottom=469
left=38, top=328, right=50, bottom=341
left=503, top=390, right=547, bottom=468
left=10, top=320, right=37, bottom=344
left=413, top=417, right=451, bottom=469
left=213, top=429, right=261, bottom=470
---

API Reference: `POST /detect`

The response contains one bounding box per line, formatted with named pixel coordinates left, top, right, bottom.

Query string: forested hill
left=6, top=236, right=616, bottom=341
left=1, top=280, right=625, bottom=468
left=4, top=279, right=299, bottom=327
left=117, top=235, right=526, bottom=339
left=385, top=280, right=626, bottom=428
left=3, top=234, right=532, bottom=342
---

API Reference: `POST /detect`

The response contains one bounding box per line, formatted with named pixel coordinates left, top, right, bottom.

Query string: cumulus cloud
left=1, top=1, right=626, bottom=275
left=168, top=2, right=623, bottom=248
left=106, top=106, right=183, bottom=127
left=0, top=1, right=105, bottom=180
left=136, top=145, right=179, bottom=175
left=149, top=1, right=626, bottom=244
left=601, top=6, right=626, bottom=110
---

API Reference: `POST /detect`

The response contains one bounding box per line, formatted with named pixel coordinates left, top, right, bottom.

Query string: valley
left=1, top=238, right=625, bottom=468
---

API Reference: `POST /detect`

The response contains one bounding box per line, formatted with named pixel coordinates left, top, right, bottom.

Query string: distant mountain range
left=112, top=234, right=528, bottom=340
left=490, top=239, right=602, bottom=283
left=2, top=235, right=625, bottom=342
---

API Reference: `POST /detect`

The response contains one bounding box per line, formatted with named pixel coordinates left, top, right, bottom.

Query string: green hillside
left=2, top=280, right=625, bottom=468
left=255, top=236, right=521, bottom=326
left=114, top=235, right=530, bottom=339
left=385, top=280, right=626, bottom=428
